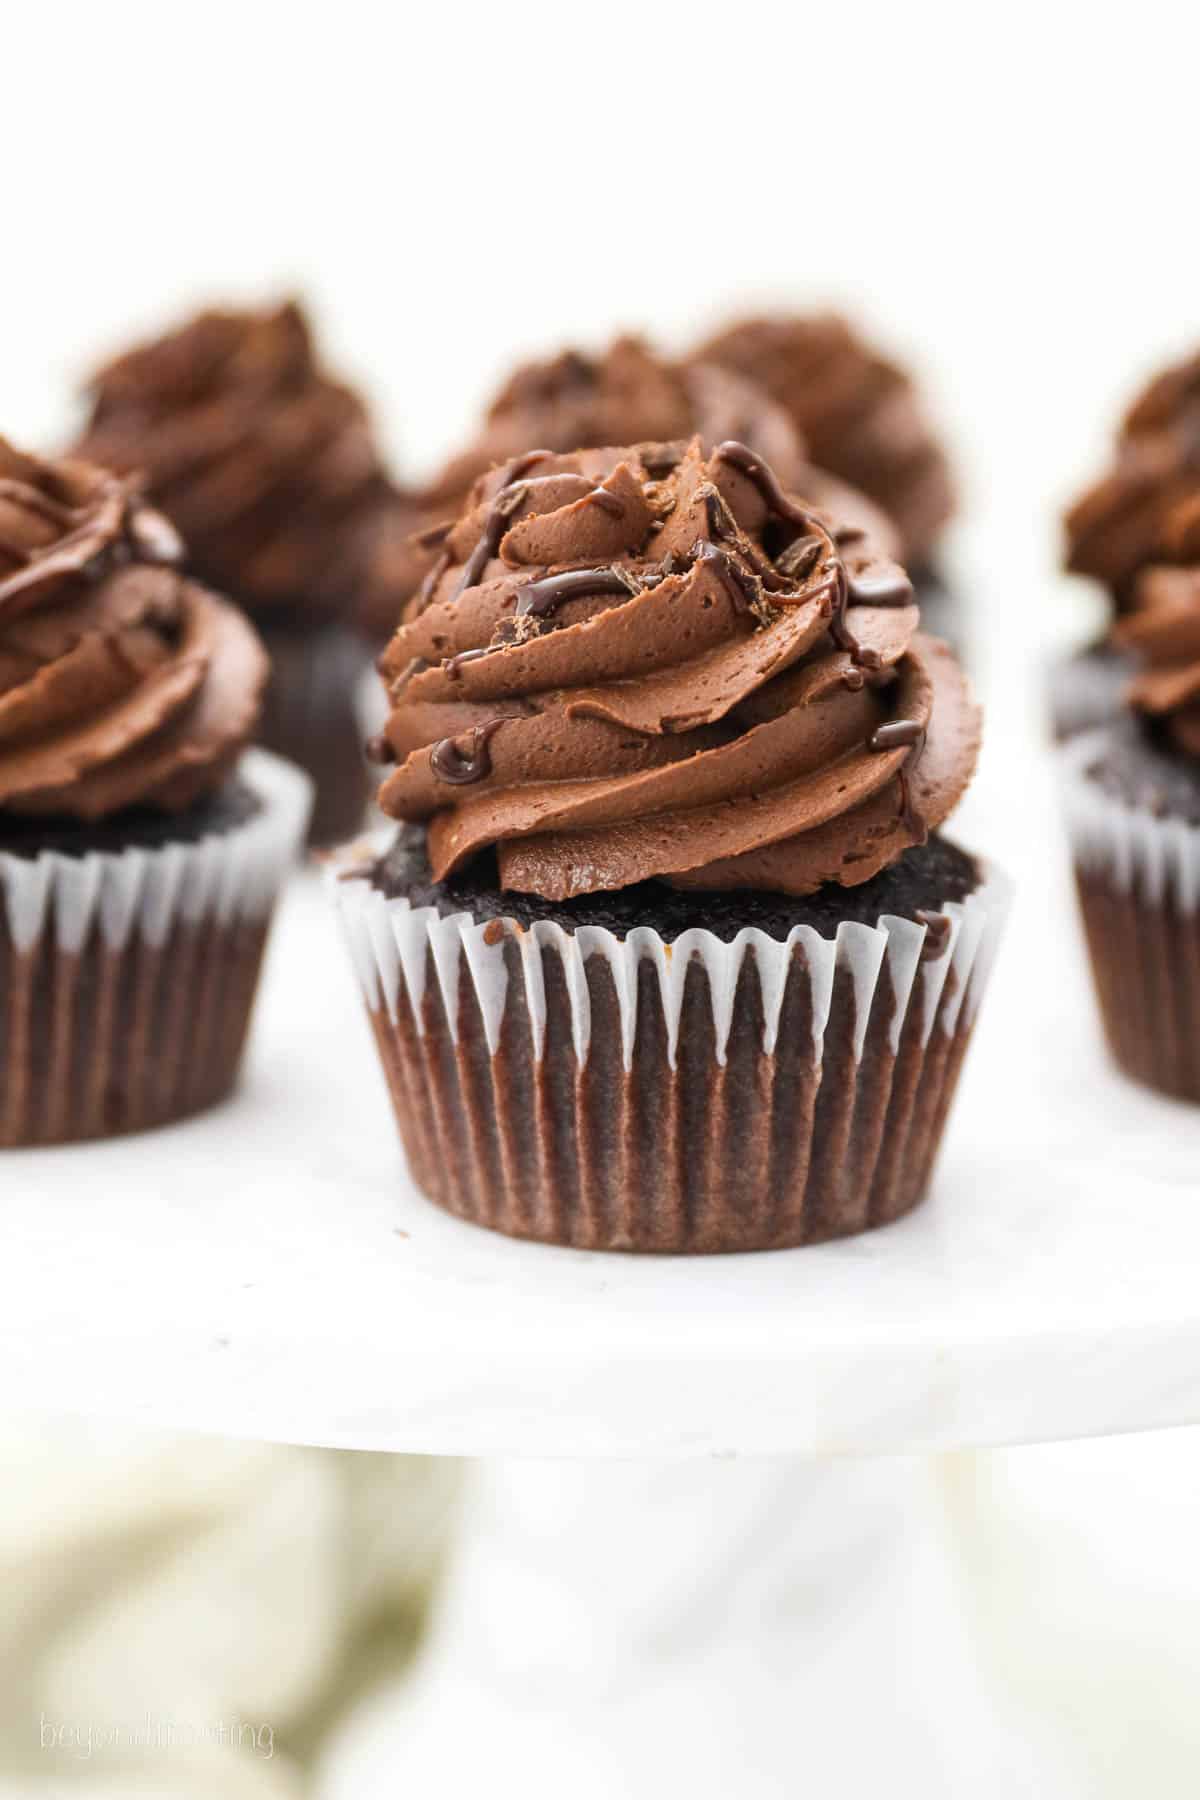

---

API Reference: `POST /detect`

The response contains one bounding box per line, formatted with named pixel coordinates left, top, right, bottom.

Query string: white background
left=7, top=5, right=1200, bottom=1795
left=3, top=0, right=1194, bottom=592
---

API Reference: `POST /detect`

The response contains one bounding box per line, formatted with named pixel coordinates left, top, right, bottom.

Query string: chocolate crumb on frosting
left=373, top=438, right=980, bottom=901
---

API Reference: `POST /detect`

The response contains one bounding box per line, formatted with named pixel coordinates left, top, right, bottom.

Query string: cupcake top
left=372, top=438, right=979, bottom=901
left=427, top=335, right=807, bottom=507
left=0, top=440, right=267, bottom=820
left=74, top=301, right=390, bottom=619
left=689, top=314, right=956, bottom=568
left=361, top=335, right=899, bottom=635
left=1065, top=349, right=1200, bottom=605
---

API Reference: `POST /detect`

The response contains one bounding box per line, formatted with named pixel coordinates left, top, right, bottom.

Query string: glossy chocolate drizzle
left=455, top=477, right=535, bottom=597
left=445, top=455, right=629, bottom=606
left=714, top=441, right=865, bottom=661
left=846, top=565, right=915, bottom=608
left=868, top=718, right=928, bottom=842
left=713, top=439, right=912, bottom=665
left=691, top=540, right=761, bottom=615
left=429, top=719, right=504, bottom=785
left=516, top=566, right=637, bottom=620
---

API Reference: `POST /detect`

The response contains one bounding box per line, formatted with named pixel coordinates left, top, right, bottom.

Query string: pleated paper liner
left=1063, top=728, right=1200, bottom=1100
left=333, top=846, right=1010, bottom=1253
left=0, top=750, right=311, bottom=1147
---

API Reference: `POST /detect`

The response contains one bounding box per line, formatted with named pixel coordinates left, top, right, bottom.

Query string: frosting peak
left=1065, top=347, right=1200, bottom=602
left=360, top=334, right=901, bottom=637
left=374, top=440, right=978, bottom=900
left=428, top=336, right=808, bottom=507
left=690, top=314, right=956, bottom=566
left=75, top=301, right=390, bottom=616
left=0, top=440, right=267, bottom=820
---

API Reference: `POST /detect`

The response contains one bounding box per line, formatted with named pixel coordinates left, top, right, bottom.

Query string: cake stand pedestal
left=324, top=1452, right=1076, bottom=1798
left=4, top=793, right=1199, bottom=1796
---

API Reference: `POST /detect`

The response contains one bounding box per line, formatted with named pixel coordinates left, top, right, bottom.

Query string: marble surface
left=4, top=583, right=1200, bottom=1460
left=321, top=1457, right=1084, bottom=1800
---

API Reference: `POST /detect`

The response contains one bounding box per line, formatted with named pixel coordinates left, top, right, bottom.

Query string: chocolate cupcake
left=689, top=314, right=958, bottom=625
left=1063, top=561, right=1200, bottom=1099
left=360, top=334, right=900, bottom=640
left=75, top=301, right=391, bottom=844
left=334, top=438, right=1006, bottom=1253
left=0, top=441, right=310, bottom=1145
left=1057, top=348, right=1200, bottom=739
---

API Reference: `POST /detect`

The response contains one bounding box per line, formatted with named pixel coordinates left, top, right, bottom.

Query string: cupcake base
left=254, top=616, right=374, bottom=848
left=1074, top=866, right=1200, bottom=1099
left=334, top=831, right=1008, bottom=1253
left=1064, top=723, right=1200, bottom=1100
left=0, top=751, right=311, bottom=1147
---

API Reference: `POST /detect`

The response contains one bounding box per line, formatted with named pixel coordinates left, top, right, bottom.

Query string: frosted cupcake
left=335, top=438, right=1006, bottom=1252
left=1063, top=559, right=1200, bottom=1099
left=1058, top=346, right=1200, bottom=739
left=75, top=300, right=390, bottom=844
left=0, top=440, right=309, bottom=1145
left=360, top=334, right=898, bottom=640
left=689, top=313, right=957, bottom=631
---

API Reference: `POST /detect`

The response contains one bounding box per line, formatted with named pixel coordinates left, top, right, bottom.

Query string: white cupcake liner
left=0, top=751, right=311, bottom=1147
left=0, top=750, right=312, bottom=956
left=1060, top=728, right=1200, bottom=910
left=1061, top=730, right=1200, bottom=1100
left=329, top=838, right=1009, bottom=1252
left=332, top=841, right=1009, bottom=1074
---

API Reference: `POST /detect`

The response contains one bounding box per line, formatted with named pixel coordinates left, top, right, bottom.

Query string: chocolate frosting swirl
left=373, top=440, right=979, bottom=900
left=360, top=336, right=898, bottom=636
left=75, top=301, right=390, bottom=618
left=0, top=440, right=267, bottom=819
left=429, top=336, right=807, bottom=504
left=690, top=314, right=956, bottom=567
left=1116, top=564, right=1200, bottom=755
left=1065, top=350, right=1200, bottom=604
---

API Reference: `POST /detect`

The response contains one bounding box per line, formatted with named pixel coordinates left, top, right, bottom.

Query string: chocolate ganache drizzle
left=373, top=440, right=979, bottom=901
left=0, top=440, right=267, bottom=819
left=360, top=337, right=902, bottom=635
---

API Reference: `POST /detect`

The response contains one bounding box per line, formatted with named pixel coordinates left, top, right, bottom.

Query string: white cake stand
left=4, top=616, right=1197, bottom=1797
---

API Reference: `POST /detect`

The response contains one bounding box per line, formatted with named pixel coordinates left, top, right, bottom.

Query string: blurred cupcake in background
left=1063, top=557, right=1200, bottom=1100
left=360, top=334, right=901, bottom=641
left=336, top=437, right=1005, bottom=1254
left=75, top=301, right=395, bottom=844
left=689, top=313, right=958, bottom=633
left=0, top=440, right=309, bottom=1145
left=1057, top=347, right=1200, bottom=740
